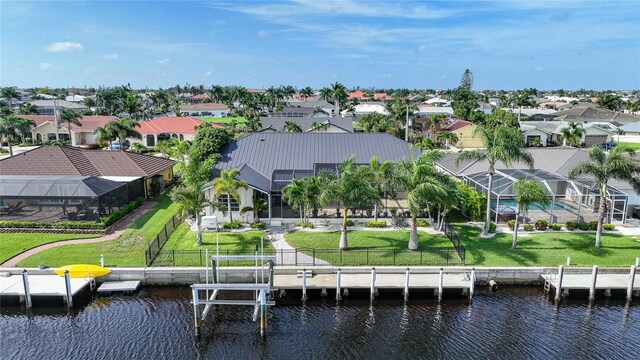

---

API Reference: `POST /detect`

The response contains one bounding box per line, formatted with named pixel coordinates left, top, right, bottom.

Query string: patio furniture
left=0, top=201, right=23, bottom=215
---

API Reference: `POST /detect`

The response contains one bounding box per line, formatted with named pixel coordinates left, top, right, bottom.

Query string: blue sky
left=1, top=0, right=639, bottom=90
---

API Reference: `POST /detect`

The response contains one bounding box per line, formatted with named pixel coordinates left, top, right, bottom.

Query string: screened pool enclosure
left=462, top=169, right=628, bottom=224
left=0, top=175, right=133, bottom=222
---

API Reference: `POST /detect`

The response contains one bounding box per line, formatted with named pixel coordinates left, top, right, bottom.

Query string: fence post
left=295, top=250, right=298, bottom=267
left=172, top=250, right=175, bottom=266
left=393, top=249, right=396, bottom=266
left=200, top=249, right=203, bottom=266
left=313, top=250, right=316, bottom=266
left=164, top=225, right=168, bottom=240
left=366, top=249, right=369, bottom=265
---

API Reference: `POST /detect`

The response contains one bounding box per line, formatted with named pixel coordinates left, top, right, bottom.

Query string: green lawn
left=17, top=194, right=183, bottom=267
left=284, top=230, right=457, bottom=266
left=1, top=233, right=101, bottom=264
left=617, top=142, right=640, bottom=150
left=457, top=225, right=640, bottom=267
left=164, top=223, right=269, bottom=251
left=200, top=117, right=247, bottom=125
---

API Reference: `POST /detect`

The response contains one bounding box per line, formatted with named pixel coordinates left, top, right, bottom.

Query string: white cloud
left=157, top=58, right=171, bottom=65
left=258, top=30, right=269, bottom=37
left=100, top=53, right=119, bottom=60
left=40, top=62, right=55, bottom=70
left=45, top=42, right=83, bottom=52
left=416, top=44, right=427, bottom=53
left=204, top=70, right=213, bottom=77
left=534, top=66, right=545, bottom=72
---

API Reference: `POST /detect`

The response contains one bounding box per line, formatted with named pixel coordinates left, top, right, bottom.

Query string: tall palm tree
left=368, top=156, right=397, bottom=220
left=511, top=179, right=550, bottom=249
left=513, top=90, right=536, bottom=122
left=60, top=108, right=82, bottom=141
left=428, top=113, right=447, bottom=140
left=1, top=87, right=19, bottom=112
left=597, top=94, right=622, bottom=111
left=560, top=122, right=584, bottom=147
left=19, top=102, right=38, bottom=115
left=212, top=169, right=248, bottom=222
left=310, top=121, right=329, bottom=132
left=282, top=178, right=307, bottom=223
left=170, top=180, right=220, bottom=246
left=330, top=82, right=348, bottom=117
left=300, top=87, right=314, bottom=100
left=283, top=121, right=302, bottom=132
left=122, top=93, right=143, bottom=119
left=397, top=151, right=453, bottom=250
left=436, top=131, right=459, bottom=149
left=319, top=156, right=380, bottom=250
left=94, top=117, right=141, bottom=149
left=568, top=147, right=640, bottom=248
left=0, top=115, right=35, bottom=155
left=455, top=125, right=534, bottom=234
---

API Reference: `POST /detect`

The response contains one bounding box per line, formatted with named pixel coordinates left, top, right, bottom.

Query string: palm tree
left=597, top=94, right=622, bottom=111
left=0, top=115, right=35, bottom=155
left=436, top=131, right=459, bottom=149
left=330, top=82, right=348, bottom=117
left=456, top=125, right=534, bottom=234
left=568, top=147, right=640, bottom=248
left=212, top=169, right=248, bottom=222
left=94, top=124, right=118, bottom=149
left=240, top=195, right=268, bottom=221
left=310, top=121, right=329, bottom=132
left=1, top=87, right=18, bottom=111
left=283, top=121, right=302, bottom=132
left=300, top=87, right=314, bottom=100
left=94, top=117, right=142, bottom=149
left=428, top=113, right=447, bottom=140
left=319, top=156, right=380, bottom=250
left=19, top=102, right=38, bottom=115
left=615, top=128, right=624, bottom=143
left=170, top=180, right=219, bottom=246
left=513, top=90, right=536, bottom=122
left=282, top=178, right=307, bottom=223
left=560, top=122, right=584, bottom=147
left=511, top=179, right=550, bottom=249
left=368, top=156, right=396, bottom=220
left=60, top=108, right=82, bottom=141
left=397, top=151, right=453, bottom=250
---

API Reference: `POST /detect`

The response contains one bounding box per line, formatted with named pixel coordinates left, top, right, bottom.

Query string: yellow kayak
left=54, top=264, right=111, bottom=278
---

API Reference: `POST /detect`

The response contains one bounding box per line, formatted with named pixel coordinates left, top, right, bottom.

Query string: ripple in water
left=1, top=286, right=638, bottom=359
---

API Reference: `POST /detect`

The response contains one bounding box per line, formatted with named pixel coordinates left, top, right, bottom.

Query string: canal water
left=1, top=287, right=638, bottom=359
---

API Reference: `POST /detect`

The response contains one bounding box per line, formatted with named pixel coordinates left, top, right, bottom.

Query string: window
left=218, top=194, right=240, bottom=211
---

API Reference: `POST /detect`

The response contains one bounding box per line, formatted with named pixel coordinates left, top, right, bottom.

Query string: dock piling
left=438, top=268, right=444, bottom=301
left=302, top=268, right=308, bottom=302
left=566, top=257, right=571, bottom=266
left=636, top=258, right=639, bottom=267
left=336, top=268, right=342, bottom=301
left=589, top=265, right=598, bottom=301
left=370, top=267, right=376, bottom=300
left=469, top=268, right=476, bottom=300
left=259, top=289, right=266, bottom=337
left=555, top=265, right=564, bottom=302
left=403, top=268, right=410, bottom=301
left=627, top=266, right=637, bottom=301
left=192, top=288, right=201, bottom=336
left=21, top=270, right=32, bottom=309
left=100, top=254, right=104, bottom=267
left=64, top=270, right=73, bottom=308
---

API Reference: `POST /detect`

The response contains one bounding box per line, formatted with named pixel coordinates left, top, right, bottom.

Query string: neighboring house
left=347, top=91, right=372, bottom=101
left=132, top=116, right=224, bottom=147
left=441, top=119, right=483, bottom=149
left=425, top=97, right=449, bottom=106
left=620, top=121, right=640, bottom=135
left=500, top=108, right=557, bottom=117
left=18, top=115, right=117, bottom=145
left=348, top=103, right=388, bottom=116
left=208, top=133, right=421, bottom=222
left=29, top=100, right=87, bottom=115
left=416, top=105, right=454, bottom=117
left=522, top=121, right=613, bottom=147
left=0, top=145, right=176, bottom=199
left=267, top=107, right=328, bottom=118
left=284, top=100, right=334, bottom=115
left=185, top=93, right=211, bottom=104
left=552, top=106, right=640, bottom=125
left=538, top=101, right=568, bottom=110
left=179, top=103, right=228, bottom=117
left=373, top=93, right=392, bottom=101
left=556, top=102, right=597, bottom=111
left=257, top=117, right=354, bottom=133
left=519, top=122, right=556, bottom=147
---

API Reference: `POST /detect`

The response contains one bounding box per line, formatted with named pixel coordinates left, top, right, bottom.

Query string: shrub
left=100, top=197, right=144, bottom=227
left=223, top=220, right=242, bottom=229
left=507, top=219, right=516, bottom=230
left=565, top=220, right=576, bottom=231
left=550, top=223, right=562, bottom=231
left=534, top=219, right=548, bottom=231
left=578, top=222, right=590, bottom=231
left=603, top=223, right=616, bottom=231
left=524, top=224, right=534, bottom=231
left=320, top=219, right=331, bottom=227
left=392, top=214, right=408, bottom=228
left=84, top=143, right=103, bottom=150
left=346, top=220, right=356, bottom=227
left=0, top=220, right=104, bottom=230
left=365, top=220, right=387, bottom=228
left=488, top=222, right=496, bottom=234
left=250, top=221, right=265, bottom=229
left=294, top=221, right=314, bottom=228
left=416, top=219, right=429, bottom=227
left=589, top=220, right=598, bottom=231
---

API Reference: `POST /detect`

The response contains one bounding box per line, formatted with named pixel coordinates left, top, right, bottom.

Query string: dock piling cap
left=54, top=264, right=111, bottom=278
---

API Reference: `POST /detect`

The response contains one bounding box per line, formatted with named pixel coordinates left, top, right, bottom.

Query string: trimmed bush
left=488, top=222, right=497, bottom=234
left=223, top=220, right=242, bottom=229
left=565, top=220, right=576, bottom=231
left=416, top=219, right=429, bottom=227
left=507, top=220, right=516, bottom=230
left=589, top=220, right=598, bottom=231
left=0, top=220, right=104, bottom=229
left=295, top=221, right=314, bottom=228
left=346, top=220, right=356, bottom=227
left=100, top=197, right=144, bottom=227
left=524, top=224, right=534, bottom=231
left=366, top=220, right=387, bottom=228
left=534, top=219, right=548, bottom=231
left=603, top=223, right=616, bottom=231
left=578, top=222, right=590, bottom=231
left=250, top=221, right=265, bottom=229
left=550, top=223, right=562, bottom=231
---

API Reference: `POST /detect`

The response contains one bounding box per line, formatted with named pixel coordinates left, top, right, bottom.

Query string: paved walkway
left=0, top=201, right=157, bottom=268
left=267, top=227, right=330, bottom=266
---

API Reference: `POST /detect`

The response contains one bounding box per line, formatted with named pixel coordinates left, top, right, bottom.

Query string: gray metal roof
left=258, top=117, right=353, bottom=133
left=0, top=175, right=126, bottom=198
left=214, top=133, right=421, bottom=192
left=553, top=106, right=640, bottom=123
left=621, top=121, right=640, bottom=132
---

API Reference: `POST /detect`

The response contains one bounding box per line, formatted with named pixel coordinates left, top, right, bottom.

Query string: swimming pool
left=493, top=199, right=574, bottom=211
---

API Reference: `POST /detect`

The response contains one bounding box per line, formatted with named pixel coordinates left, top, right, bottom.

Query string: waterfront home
left=620, top=121, right=640, bottom=135
left=416, top=104, right=454, bottom=117
left=519, top=121, right=613, bottom=147
left=131, top=116, right=223, bottom=147
left=258, top=117, right=354, bottom=133
left=179, top=103, right=229, bottom=118
left=208, top=133, right=420, bottom=223
left=347, top=103, right=389, bottom=116
left=18, top=115, right=117, bottom=145
left=552, top=106, right=640, bottom=124
left=267, top=107, right=329, bottom=118
left=29, top=99, right=87, bottom=115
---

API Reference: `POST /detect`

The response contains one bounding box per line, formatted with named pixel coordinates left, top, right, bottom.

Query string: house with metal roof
left=552, top=106, right=640, bottom=124
left=620, top=121, right=640, bottom=135
left=207, top=133, right=421, bottom=222
left=257, top=117, right=354, bottom=133
left=519, top=121, right=613, bottom=147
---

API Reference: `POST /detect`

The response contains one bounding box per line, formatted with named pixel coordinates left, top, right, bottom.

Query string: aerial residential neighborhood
left=1, top=0, right=639, bottom=358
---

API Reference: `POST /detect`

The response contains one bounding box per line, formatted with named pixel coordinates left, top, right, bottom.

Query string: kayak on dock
left=54, top=264, right=111, bottom=278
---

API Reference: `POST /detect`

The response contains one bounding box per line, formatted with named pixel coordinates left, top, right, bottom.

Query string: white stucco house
left=179, top=103, right=229, bottom=118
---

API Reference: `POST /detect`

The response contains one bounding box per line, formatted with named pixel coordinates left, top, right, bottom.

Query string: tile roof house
left=179, top=103, right=229, bottom=117
left=208, top=133, right=420, bottom=221
left=133, top=116, right=223, bottom=147
left=18, top=115, right=117, bottom=146
left=347, top=91, right=372, bottom=101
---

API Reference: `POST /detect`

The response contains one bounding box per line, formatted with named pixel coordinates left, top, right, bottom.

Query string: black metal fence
left=149, top=247, right=465, bottom=267
left=443, top=219, right=466, bottom=262
left=145, top=213, right=183, bottom=266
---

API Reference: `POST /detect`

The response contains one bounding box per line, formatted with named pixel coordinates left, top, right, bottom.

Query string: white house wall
left=206, top=186, right=254, bottom=223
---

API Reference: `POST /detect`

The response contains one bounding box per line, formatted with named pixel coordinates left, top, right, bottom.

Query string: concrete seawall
left=4, top=266, right=634, bottom=286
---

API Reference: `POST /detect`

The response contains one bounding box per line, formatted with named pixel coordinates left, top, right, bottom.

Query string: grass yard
left=200, top=117, right=247, bottom=125
left=284, top=230, right=458, bottom=266
left=458, top=225, right=640, bottom=267
left=17, top=194, right=182, bottom=268
left=617, top=142, right=640, bottom=150
left=0, top=233, right=101, bottom=264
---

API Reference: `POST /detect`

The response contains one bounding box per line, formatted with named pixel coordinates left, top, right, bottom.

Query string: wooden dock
left=97, top=281, right=141, bottom=294
left=0, top=274, right=91, bottom=299
left=542, top=265, right=639, bottom=301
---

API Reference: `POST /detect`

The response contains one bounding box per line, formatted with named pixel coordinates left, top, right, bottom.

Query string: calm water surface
left=1, top=287, right=638, bottom=359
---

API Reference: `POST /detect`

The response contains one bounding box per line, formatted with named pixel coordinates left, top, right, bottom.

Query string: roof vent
left=259, top=138, right=265, bottom=142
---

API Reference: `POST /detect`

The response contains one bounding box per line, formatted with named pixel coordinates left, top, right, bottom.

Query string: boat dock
left=542, top=265, right=639, bottom=301
left=97, top=280, right=141, bottom=294
left=0, top=272, right=92, bottom=307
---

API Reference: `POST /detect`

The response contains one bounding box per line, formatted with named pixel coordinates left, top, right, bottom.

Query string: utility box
left=201, top=216, right=218, bottom=230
